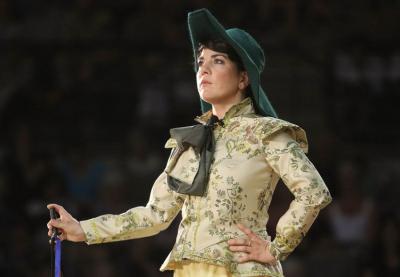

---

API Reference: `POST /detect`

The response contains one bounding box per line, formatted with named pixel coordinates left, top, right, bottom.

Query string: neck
left=212, top=104, right=232, bottom=120
left=211, top=95, right=245, bottom=120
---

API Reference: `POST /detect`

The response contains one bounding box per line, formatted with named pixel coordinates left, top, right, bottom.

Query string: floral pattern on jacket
left=80, top=97, right=332, bottom=277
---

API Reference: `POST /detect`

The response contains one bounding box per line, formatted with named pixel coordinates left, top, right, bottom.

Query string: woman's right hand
left=47, top=203, right=86, bottom=242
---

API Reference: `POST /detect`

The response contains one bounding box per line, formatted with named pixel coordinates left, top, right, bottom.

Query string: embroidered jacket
left=80, top=98, right=332, bottom=277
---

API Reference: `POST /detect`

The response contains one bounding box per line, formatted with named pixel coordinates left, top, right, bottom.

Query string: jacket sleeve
left=263, top=130, right=332, bottom=261
left=80, top=172, right=185, bottom=244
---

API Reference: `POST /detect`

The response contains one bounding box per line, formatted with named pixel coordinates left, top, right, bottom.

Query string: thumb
left=47, top=203, right=67, bottom=217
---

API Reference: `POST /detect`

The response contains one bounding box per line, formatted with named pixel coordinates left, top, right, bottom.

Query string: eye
left=214, top=58, right=224, bottom=64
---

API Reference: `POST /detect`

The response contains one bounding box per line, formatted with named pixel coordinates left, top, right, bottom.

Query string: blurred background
left=0, top=0, right=399, bottom=276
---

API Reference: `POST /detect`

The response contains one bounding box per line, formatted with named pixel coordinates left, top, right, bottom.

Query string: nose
left=197, top=61, right=210, bottom=77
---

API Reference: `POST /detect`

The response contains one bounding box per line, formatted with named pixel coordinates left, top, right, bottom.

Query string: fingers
left=227, top=238, right=248, bottom=246
left=228, top=224, right=261, bottom=247
left=229, top=223, right=278, bottom=264
left=236, top=253, right=252, bottom=263
left=237, top=223, right=258, bottom=241
left=47, top=203, right=60, bottom=210
left=47, top=203, right=75, bottom=242
left=50, top=218, right=64, bottom=226
left=47, top=220, right=53, bottom=233
left=48, top=218, right=63, bottom=229
left=229, top=245, right=251, bottom=253
left=47, top=203, right=67, bottom=217
left=47, top=219, right=67, bottom=240
left=58, top=232, right=66, bottom=241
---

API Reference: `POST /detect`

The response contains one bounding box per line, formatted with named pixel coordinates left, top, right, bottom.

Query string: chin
left=200, top=96, right=217, bottom=105
left=199, top=91, right=219, bottom=105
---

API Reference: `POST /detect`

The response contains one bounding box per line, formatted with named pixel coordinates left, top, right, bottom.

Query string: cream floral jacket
left=80, top=98, right=332, bottom=277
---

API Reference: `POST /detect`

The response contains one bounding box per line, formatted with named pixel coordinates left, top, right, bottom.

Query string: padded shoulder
left=164, top=138, right=178, bottom=148
left=256, top=117, right=308, bottom=153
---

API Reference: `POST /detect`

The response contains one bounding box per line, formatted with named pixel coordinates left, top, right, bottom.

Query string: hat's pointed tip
left=188, top=8, right=209, bottom=17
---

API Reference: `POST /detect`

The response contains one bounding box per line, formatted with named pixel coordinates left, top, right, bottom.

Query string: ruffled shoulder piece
left=164, top=138, right=177, bottom=148
left=256, top=117, right=309, bottom=153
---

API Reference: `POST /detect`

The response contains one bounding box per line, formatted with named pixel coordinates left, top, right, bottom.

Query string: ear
left=238, top=71, right=249, bottom=91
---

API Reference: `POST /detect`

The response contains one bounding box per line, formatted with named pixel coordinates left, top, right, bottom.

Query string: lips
left=200, top=79, right=212, bottom=86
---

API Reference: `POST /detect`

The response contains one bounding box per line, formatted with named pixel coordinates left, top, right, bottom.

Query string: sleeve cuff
left=267, top=241, right=290, bottom=261
left=79, top=219, right=99, bottom=245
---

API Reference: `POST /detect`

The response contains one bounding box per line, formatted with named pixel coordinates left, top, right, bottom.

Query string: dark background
left=1, top=0, right=400, bottom=276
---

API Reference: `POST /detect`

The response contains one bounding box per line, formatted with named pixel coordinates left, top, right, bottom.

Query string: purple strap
left=54, top=238, right=62, bottom=277
left=51, top=237, right=62, bottom=277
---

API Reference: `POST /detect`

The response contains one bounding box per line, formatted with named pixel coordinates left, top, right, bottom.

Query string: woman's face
left=196, top=48, right=248, bottom=106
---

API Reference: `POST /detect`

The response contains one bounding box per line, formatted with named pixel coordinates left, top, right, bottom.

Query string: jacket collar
left=194, top=97, right=255, bottom=125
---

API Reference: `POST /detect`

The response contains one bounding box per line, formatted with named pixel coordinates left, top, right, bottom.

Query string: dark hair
left=196, top=40, right=245, bottom=71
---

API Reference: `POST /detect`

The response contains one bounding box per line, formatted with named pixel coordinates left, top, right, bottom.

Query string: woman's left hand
left=228, top=224, right=278, bottom=265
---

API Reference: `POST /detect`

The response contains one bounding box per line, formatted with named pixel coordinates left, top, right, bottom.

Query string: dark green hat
left=187, top=8, right=277, bottom=118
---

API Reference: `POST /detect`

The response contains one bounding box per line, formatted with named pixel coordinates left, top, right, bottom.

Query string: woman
left=47, top=9, right=332, bottom=277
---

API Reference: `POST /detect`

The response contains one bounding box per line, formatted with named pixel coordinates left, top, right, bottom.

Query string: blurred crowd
left=0, top=0, right=399, bottom=276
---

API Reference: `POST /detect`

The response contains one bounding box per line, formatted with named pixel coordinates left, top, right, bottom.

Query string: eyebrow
left=197, top=54, right=228, bottom=60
